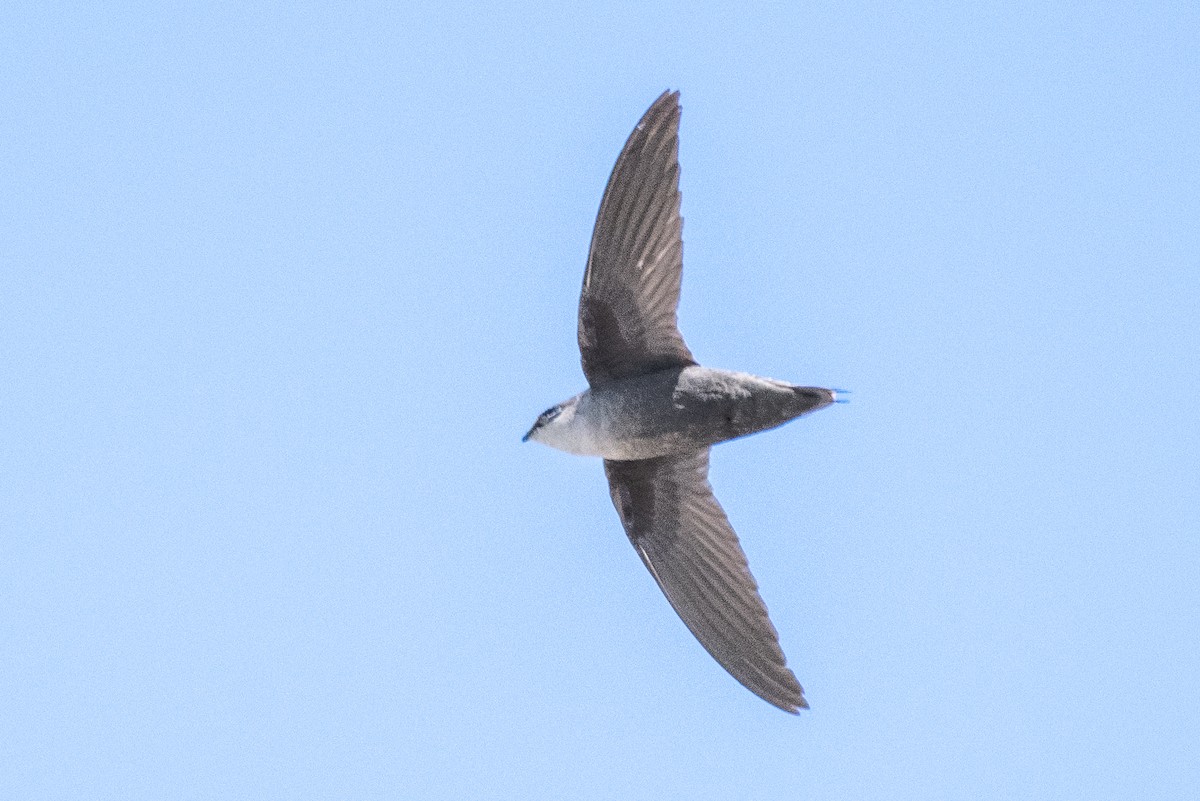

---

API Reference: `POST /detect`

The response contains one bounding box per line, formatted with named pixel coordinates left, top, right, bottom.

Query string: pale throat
left=536, top=397, right=609, bottom=457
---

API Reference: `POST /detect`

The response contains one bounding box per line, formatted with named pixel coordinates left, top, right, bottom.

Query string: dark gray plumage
left=579, top=91, right=694, bottom=386
left=605, top=450, right=807, bottom=712
left=525, top=91, right=838, bottom=713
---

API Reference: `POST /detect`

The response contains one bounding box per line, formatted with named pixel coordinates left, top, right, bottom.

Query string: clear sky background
left=3, top=3, right=1198, bottom=800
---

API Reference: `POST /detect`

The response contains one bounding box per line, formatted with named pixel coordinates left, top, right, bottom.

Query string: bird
left=523, top=90, right=839, bottom=713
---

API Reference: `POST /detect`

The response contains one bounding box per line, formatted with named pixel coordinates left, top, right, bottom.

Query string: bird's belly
left=592, top=409, right=712, bottom=461
left=572, top=377, right=728, bottom=459
left=589, top=432, right=682, bottom=461
left=546, top=420, right=680, bottom=460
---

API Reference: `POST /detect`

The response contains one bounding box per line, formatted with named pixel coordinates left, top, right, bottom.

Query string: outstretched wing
left=603, top=450, right=807, bottom=712
left=579, top=90, right=696, bottom=387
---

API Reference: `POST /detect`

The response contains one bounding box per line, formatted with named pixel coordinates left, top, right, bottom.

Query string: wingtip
left=652, top=88, right=681, bottom=109
left=748, top=666, right=810, bottom=714
left=775, top=688, right=809, bottom=714
left=764, top=692, right=808, bottom=715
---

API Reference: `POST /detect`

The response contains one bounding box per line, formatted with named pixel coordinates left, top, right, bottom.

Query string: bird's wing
left=579, top=90, right=696, bottom=387
left=603, top=450, right=807, bottom=712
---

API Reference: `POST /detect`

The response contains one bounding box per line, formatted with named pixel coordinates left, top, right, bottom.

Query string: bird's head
left=523, top=398, right=577, bottom=445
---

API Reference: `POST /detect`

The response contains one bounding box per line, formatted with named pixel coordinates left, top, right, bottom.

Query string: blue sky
left=3, top=3, right=1198, bottom=799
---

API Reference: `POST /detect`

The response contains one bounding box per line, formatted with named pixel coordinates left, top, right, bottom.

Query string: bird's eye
left=541, top=405, right=561, bottom=422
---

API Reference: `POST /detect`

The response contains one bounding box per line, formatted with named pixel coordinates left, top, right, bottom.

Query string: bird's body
left=524, top=90, right=839, bottom=713
left=528, top=366, right=835, bottom=461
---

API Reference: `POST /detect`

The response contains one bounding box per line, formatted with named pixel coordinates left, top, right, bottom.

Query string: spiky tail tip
left=788, top=386, right=838, bottom=416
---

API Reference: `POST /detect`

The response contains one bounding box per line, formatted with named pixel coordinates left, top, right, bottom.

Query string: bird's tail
left=789, top=386, right=839, bottom=416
